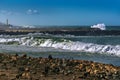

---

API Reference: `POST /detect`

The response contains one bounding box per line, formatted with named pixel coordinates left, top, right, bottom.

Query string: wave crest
left=0, top=37, right=120, bottom=56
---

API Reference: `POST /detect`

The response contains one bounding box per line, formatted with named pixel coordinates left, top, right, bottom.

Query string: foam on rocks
left=91, top=23, right=106, bottom=30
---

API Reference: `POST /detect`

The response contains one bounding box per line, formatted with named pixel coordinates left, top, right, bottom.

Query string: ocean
left=0, top=32, right=120, bottom=66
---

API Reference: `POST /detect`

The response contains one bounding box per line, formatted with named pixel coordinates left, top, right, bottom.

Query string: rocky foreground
left=0, top=53, right=120, bottom=80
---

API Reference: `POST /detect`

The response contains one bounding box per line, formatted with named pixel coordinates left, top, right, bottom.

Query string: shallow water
left=0, top=45, right=120, bottom=66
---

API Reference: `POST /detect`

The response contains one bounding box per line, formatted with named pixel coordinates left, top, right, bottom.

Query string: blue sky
left=0, top=0, right=120, bottom=26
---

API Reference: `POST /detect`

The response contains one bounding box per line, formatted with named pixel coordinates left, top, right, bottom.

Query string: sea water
left=0, top=33, right=120, bottom=66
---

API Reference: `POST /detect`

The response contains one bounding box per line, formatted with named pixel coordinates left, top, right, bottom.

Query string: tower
left=6, top=19, right=8, bottom=26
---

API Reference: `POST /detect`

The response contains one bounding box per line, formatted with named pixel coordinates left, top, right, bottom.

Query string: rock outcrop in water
left=0, top=53, right=120, bottom=80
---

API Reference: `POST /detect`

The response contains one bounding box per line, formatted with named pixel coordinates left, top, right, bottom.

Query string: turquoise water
left=65, top=36, right=120, bottom=45
left=38, top=36, right=120, bottom=45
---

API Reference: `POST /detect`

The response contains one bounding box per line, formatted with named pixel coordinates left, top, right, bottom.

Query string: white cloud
left=0, top=10, right=13, bottom=15
left=33, top=10, right=38, bottom=13
left=26, top=9, right=39, bottom=15
left=27, top=9, right=32, bottom=14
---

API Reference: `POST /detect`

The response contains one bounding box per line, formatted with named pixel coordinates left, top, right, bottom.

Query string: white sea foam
left=0, top=38, right=20, bottom=43
left=91, top=23, right=106, bottom=30
left=0, top=37, right=120, bottom=56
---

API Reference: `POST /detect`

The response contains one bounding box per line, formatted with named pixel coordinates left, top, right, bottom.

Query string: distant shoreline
left=0, top=28, right=120, bottom=36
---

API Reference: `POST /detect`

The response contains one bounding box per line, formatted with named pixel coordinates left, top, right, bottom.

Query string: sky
left=0, top=0, right=120, bottom=26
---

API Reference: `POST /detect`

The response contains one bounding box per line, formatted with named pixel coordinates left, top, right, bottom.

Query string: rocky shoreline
left=0, top=53, right=120, bottom=80
left=0, top=30, right=120, bottom=36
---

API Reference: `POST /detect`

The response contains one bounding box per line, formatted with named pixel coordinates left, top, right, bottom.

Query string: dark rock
left=84, top=72, right=90, bottom=77
left=22, top=72, right=31, bottom=79
left=31, top=71, right=37, bottom=74
left=25, top=67, right=30, bottom=72
left=48, top=55, right=53, bottom=59
left=52, top=67, right=60, bottom=74
left=18, top=67, right=25, bottom=72
left=44, top=66, right=50, bottom=77
left=15, top=53, right=18, bottom=57
left=10, top=78, right=16, bottom=80
left=0, top=74, right=6, bottom=76
left=16, top=73, right=22, bottom=79
left=21, top=54, right=27, bottom=58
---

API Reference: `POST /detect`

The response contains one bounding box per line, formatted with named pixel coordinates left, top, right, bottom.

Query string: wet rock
left=0, top=74, right=6, bottom=76
left=11, top=54, right=18, bottom=61
left=16, top=73, right=22, bottom=79
left=22, top=72, right=31, bottom=79
left=25, top=67, right=30, bottom=72
left=18, top=67, right=25, bottom=72
left=84, top=72, right=90, bottom=78
left=52, top=67, right=60, bottom=74
left=31, top=71, right=37, bottom=74
left=10, top=78, right=16, bottom=80
left=21, top=54, right=27, bottom=58
left=43, top=66, right=50, bottom=77
left=48, top=55, right=53, bottom=59
left=72, top=75, right=76, bottom=80
left=15, top=53, right=18, bottom=56
left=78, top=75, right=84, bottom=79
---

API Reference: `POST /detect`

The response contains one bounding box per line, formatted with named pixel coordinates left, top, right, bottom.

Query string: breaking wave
left=0, top=37, right=120, bottom=57
left=91, top=23, right=106, bottom=30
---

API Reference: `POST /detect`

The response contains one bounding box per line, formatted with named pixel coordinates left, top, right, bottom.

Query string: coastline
left=0, top=53, right=120, bottom=80
left=0, top=26, right=120, bottom=36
